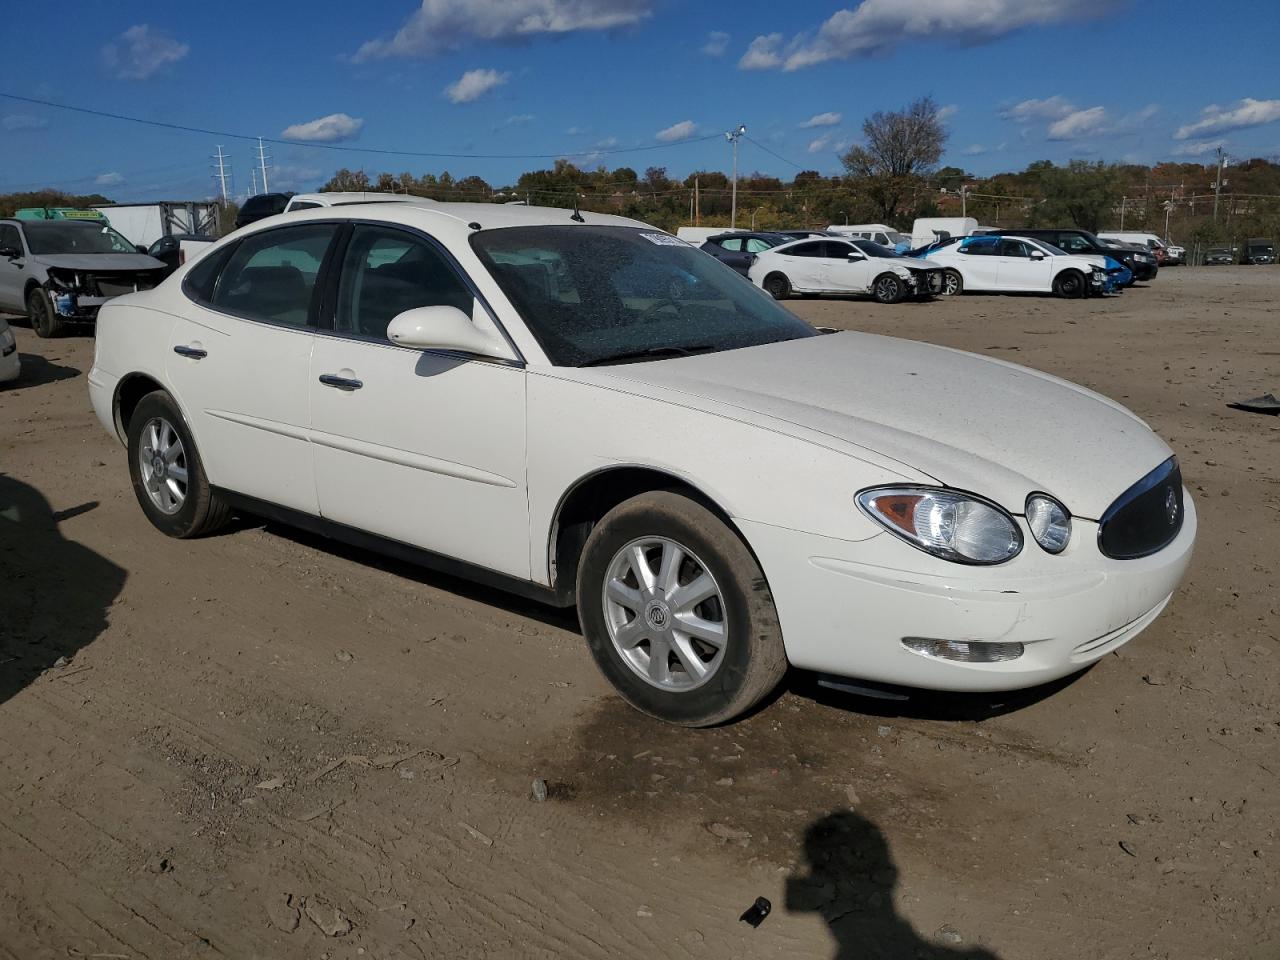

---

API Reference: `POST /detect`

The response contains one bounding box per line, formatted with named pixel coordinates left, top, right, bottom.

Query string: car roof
left=289, top=191, right=438, bottom=206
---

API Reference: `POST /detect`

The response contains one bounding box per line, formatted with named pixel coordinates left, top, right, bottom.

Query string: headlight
left=0, top=326, right=14, bottom=349
left=1025, top=494, right=1070, bottom=553
left=856, top=487, right=1022, bottom=565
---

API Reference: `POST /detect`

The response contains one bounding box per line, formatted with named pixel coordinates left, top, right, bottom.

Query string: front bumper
left=1128, top=260, right=1158, bottom=280
left=738, top=492, right=1196, bottom=692
left=50, top=292, right=109, bottom=322
left=0, top=342, right=20, bottom=383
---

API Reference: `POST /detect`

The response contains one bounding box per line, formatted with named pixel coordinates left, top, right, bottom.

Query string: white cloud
left=807, top=135, right=832, bottom=154
left=95, top=172, right=125, bottom=186
left=281, top=113, right=365, bottom=142
left=444, top=68, right=509, bottom=103
left=1047, top=106, right=1108, bottom=140
left=1175, top=98, right=1280, bottom=140
left=352, top=0, right=652, bottom=60
left=655, top=120, right=697, bottom=142
left=936, top=103, right=959, bottom=122
left=746, top=0, right=1108, bottom=71
left=1, top=114, right=48, bottom=131
left=799, top=111, right=841, bottom=128
left=595, top=136, right=619, bottom=149
left=1170, top=138, right=1227, bottom=157
left=738, top=33, right=783, bottom=70
left=506, top=113, right=536, bottom=125
left=1002, top=95, right=1076, bottom=122
left=702, top=30, right=730, bottom=56
left=101, top=24, right=189, bottom=80
left=961, top=143, right=987, bottom=156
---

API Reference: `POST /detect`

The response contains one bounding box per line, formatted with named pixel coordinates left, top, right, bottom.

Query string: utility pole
left=960, top=184, right=968, bottom=219
left=1120, top=196, right=1126, bottom=230
left=1212, top=147, right=1227, bottom=222
left=725, top=124, right=746, bottom=229
left=212, top=145, right=231, bottom=203
left=256, top=137, right=272, bottom=194
left=250, top=167, right=260, bottom=197
left=694, top=176, right=700, bottom=225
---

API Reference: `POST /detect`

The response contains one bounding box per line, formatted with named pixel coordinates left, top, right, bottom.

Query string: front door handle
left=318, top=374, right=363, bottom=391
left=173, top=345, right=207, bottom=359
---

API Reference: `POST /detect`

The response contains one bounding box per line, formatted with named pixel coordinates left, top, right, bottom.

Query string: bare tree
left=841, top=97, right=948, bottom=224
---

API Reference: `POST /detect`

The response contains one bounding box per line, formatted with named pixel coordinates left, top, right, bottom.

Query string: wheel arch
left=547, top=465, right=757, bottom=605
left=113, top=373, right=172, bottom=444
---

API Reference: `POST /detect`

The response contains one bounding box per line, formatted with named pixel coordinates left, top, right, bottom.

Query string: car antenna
left=468, top=221, right=481, bottom=231
left=570, top=196, right=585, bottom=223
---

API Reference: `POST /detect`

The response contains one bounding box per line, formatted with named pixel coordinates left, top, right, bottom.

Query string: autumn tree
left=840, top=96, right=948, bottom=225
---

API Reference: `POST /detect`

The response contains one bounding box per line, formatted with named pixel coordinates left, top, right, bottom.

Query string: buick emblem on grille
left=1165, top=488, right=1178, bottom=525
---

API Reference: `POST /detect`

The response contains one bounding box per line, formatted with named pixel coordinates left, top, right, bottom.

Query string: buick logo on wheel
left=1165, top=488, right=1179, bottom=525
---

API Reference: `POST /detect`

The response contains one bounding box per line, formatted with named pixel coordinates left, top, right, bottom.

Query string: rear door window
left=787, top=242, right=826, bottom=258
left=209, top=224, right=338, bottom=327
left=718, top=238, right=744, bottom=252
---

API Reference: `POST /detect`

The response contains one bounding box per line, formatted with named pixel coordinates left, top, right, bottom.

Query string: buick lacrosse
left=88, top=203, right=1196, bottom=725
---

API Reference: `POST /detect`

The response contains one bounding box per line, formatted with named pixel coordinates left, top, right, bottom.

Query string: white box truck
left=908, top=217, right=990, bottom=250
left=91, top=201, right=219, bottom=247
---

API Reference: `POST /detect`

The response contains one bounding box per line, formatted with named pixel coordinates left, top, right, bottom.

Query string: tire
left=27, top=287, right=63, bottom=339
left=872, top=273, right=904, bottom=304
left=1053, top=270, right=1085, bottom=299
left=576, top=490, right=787, bottom=727
left=941, top=269, right=964, bottom=297
left=126, top=391, right=231, bottom=539
left=762, top=273, right=791, bottom=300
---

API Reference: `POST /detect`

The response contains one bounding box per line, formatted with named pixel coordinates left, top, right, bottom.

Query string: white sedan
left=88, top=203, right=1195, bottom=725
left=916, top=234, right=1108, bottom=297
left=747, top=236, right=945, bottom=303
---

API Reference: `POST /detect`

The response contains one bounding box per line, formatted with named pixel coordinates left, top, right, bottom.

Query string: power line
left=743, top=135, right=806, bottom=171
left=0, top=92, right=724, bottom=161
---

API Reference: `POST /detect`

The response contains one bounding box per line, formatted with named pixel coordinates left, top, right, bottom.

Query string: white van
left=675, top=227, right=742, bottom=246
left=908, top=217, right=989, bottom=250
left=826, top=223, right=910, bottom=247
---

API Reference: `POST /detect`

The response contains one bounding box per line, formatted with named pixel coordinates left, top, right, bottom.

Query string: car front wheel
left=27, top=288, right=63, bottom=339
left=941, top=269, right=963, bottom=296
left=762, top=273, right=791, bottom=300
left=1053, top=270, right=1085, bottom=299
left=872, top=273, right=904, bottom=304
left=576, top=490, right=787, bottom=726
left=126, top=391, right=231, bottom=539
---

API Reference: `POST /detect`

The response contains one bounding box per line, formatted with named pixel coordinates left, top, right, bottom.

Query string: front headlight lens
left=1026, top=494, right=1071, bottom=553
left=0, top=326, right=14, bottom=351
left=857, top=487, right=1022, bottom=564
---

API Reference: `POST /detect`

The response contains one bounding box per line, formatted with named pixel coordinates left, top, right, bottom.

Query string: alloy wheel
left=138, top=417, right=189, bottom=514
left=602, top=536, right=728, bottom=691
left=875, top=276, right=900, bottom=302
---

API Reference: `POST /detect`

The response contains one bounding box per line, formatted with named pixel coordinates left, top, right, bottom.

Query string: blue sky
left=2, top=0, right=1279, bottom=202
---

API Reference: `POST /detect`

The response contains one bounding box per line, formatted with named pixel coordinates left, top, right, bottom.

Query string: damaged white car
left=0, top=219, right=168, bottom=337
left=88, top=203, right=1195, bottom=726
left=747, top=236, right=945, bottom=303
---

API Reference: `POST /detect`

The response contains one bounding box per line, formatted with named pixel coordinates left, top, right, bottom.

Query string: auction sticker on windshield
left=639, top=233, right=689, bottom=246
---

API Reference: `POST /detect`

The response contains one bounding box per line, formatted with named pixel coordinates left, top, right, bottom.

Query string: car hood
left=34, top=253, right=166, bottom=271
left=585, top=332, right=1171, bottom=519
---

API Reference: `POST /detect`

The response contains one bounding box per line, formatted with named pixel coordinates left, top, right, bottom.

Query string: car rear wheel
left=762, top=273, right=791, bottom=300
left=27, top=288, right=63, bottom=339
left=127, top=391, right=231, bottom=539
left=941, top=269, right=964, bottom=297
left=576, top=490, right=787, bottom=726
left=1053, top=270, right=1085, bottom=299
left=872, top=273, right=904, bottom=304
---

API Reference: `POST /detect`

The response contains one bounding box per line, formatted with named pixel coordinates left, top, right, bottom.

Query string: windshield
left=471, top=225, right=816, bottom=366
left=23, top=222, right=138, bottom=256
left=851, top=239, right=903, bottom=259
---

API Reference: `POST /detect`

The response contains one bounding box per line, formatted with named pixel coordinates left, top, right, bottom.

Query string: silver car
left=0, top=219, right=168, bottom=337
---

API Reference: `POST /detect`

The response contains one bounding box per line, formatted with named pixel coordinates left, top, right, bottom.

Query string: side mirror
left=386, top=305, right=508, bottom=358
left=0, top=246, right=19, bottom=259
left=1030, top=250, right=1046, bottom=260
left=135, top=244, right=149, bottom=254
left=846, top=252, right=863, bottom=261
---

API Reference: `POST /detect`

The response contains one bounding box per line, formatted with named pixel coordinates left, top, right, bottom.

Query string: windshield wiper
left=579, top=344, right=716, bottom=367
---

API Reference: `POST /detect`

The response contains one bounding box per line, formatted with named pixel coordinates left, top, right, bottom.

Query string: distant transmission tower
left=250, top=166, right=260, bottom=197
left=256, top=137, right=272, bottom=193
left=212, top=145, right=231, bottom=202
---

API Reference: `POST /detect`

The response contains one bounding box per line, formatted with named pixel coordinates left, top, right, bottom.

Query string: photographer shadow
left=788, top=810, right=1001, bottom=960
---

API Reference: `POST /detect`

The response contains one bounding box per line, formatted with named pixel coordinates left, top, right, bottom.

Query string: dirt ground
left=1, top=266, right=1277, bottom=960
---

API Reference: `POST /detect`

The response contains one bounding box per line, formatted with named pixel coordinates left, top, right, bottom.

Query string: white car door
left=821, top=240, right=873, bottom=293
left=166, top=222, right=338, bottom=514
left=952, top=236, right=1002, bottom=290
left=0, top=223, right=28, bottom=312
left=307, top=223, right=530, bottom=579
left=995, top=238, right=1052, bottom=291
left=776, top=240, right=826, bottom=291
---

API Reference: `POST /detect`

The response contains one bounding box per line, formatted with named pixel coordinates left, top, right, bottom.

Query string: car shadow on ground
left=5, top=353, right=82, bottom=389
left=789, top=809, right=1002, bottom=959
left=0, top=474, right=124, bottom=707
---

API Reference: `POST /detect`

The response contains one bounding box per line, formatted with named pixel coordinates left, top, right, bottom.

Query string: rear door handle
left=173, top=345, right=207, bottom=359
left=318, top=374, right=363, bottom=391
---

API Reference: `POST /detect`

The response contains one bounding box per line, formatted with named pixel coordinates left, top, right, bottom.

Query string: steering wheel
left=640, top=298, right=680, bottom=319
